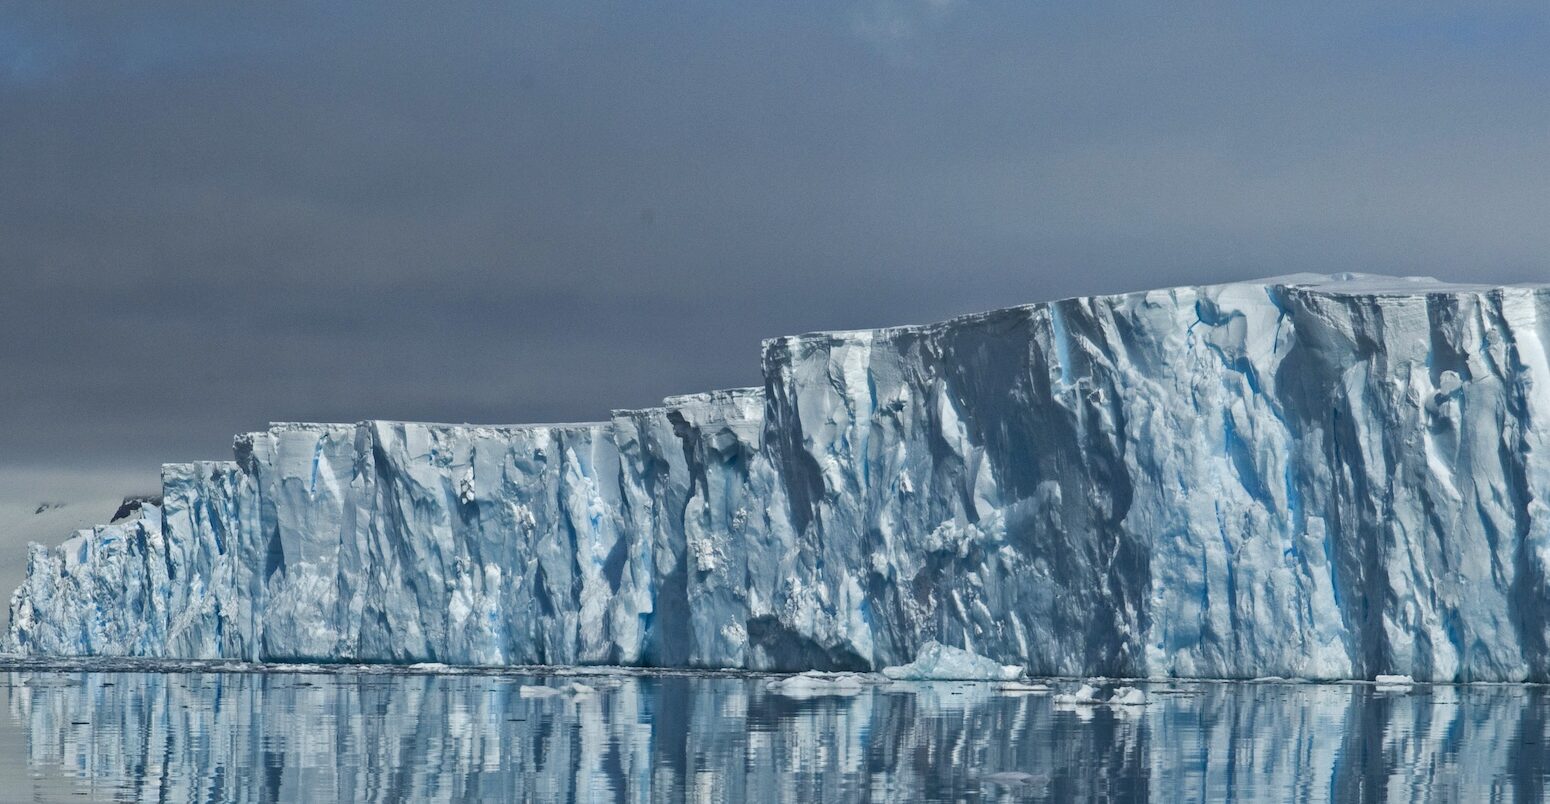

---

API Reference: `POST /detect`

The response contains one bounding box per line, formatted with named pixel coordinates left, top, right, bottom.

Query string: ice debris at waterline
left=1109, top=687, right=1148, bottom=706
left=881, top=641, right=1023, bottom=681
left=12, top=273, right=1550, bottom=682
left=1051, top=684, right=1147, bottom=707
left=1053, top=685, right=1104, bottom=706
left=764, top=672, right=877, bottom=698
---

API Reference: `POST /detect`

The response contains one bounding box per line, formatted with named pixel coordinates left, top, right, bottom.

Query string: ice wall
left=10, top=274, right=1550, bottom=681
left=756, top=275, right=1550, bottom=679
left=342, top=420, right=639, bottom=666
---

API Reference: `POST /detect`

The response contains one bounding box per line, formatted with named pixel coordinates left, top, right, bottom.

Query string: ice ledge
left=762, top=272, right=1550, bottom=351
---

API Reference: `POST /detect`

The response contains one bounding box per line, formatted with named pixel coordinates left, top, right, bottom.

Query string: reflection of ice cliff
left=5, top=670, right=1549, bottom=801
left=14, top=274, right=1550, bottom=681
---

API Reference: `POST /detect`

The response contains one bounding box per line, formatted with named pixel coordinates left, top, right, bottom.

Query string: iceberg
left=10, top=273, right=1550, bottom=682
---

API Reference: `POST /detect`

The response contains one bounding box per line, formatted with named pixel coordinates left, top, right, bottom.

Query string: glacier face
left=10, top=274, right=1550, bottom=681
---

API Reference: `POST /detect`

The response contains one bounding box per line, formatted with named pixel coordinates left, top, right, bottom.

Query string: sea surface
left=0, top=659, right=1544, bottom=802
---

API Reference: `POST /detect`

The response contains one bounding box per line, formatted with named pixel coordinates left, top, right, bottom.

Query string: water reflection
left=0, top=665, right=1548, bottom=802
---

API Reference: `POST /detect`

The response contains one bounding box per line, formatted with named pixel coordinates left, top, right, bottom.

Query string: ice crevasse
left=11, top=273, right=1550, bottom=683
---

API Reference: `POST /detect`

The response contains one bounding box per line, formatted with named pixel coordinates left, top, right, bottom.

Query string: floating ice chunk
left=1109, top=686, right=1147, bottom=706
left=519, top=682, right=597, bottom=698
left=765, top=671, right=873, bottom=698
left=1052, top=684, right=1103, bottom=705
left=998, top=681, right=1051, bottom=695
left=1374, top=674, right=1415, bottom=691
left=1053, top=684, right=1145, bottom=706
left=881, top=642, right=1023, bottom=681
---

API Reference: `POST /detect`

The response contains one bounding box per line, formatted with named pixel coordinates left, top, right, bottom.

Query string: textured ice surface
left=11, top=273, right=1550, bottom=681
left=881, top=641, right=1023, bottom=681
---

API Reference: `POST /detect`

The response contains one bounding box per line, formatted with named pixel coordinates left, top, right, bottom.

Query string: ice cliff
left=11, top=273, right=1550, bottom=682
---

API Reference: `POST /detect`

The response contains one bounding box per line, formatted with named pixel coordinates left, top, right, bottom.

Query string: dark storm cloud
left=2, top=2, right=1548, bottom=483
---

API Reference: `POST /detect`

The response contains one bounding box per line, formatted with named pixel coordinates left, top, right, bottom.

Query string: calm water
left=0, top=660, right=1545, bottom=802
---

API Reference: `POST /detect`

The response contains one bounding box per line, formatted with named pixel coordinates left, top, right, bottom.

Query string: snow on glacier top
left=1271, top=272, right=1550, bottom=295
left=269, top=419, right=614, bottom=433
left=661, top=387, right=764, bottom=407
left=608, top=388, right=766, bottom=421
left=762, top=272, right=1550, bottom=351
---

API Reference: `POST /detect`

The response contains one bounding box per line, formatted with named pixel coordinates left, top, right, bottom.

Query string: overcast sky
left=3, top=2, right=1548, bottom=500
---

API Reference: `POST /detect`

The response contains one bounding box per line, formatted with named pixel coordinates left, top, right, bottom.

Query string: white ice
left=880, top=641, right=1023, bottom=681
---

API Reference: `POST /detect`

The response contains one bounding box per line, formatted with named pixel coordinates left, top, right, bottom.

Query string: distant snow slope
left=0, top=498, right=131, bottom=627
left=0, top=466, right=159, bottom=630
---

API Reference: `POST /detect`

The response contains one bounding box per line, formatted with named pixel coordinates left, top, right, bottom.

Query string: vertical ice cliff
left=160, top=461, right=248, bottom=658
left=342, top=420, right=641, bottom=666
left=9, top=274, right=1550, bottom=681
left=756, top=276, right=1550, bottom=679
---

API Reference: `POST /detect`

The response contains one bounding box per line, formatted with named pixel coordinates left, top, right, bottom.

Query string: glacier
left=10, top=273, right=1550, bottom=682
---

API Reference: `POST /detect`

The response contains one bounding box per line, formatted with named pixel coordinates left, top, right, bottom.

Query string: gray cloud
left=851, top=0, right=964, bottom=52
left=2, top=2, right=1547, bottom=501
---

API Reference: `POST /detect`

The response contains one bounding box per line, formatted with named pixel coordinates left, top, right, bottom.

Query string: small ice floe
left=997, top=681, right=1051, bottom=695
left=880, top=641, right=1023, bottom=682
left=261, top=664, right=316, bottom=674
left=1052, top=684, right=1104, bottom=705
left=765, top=671, right=875, bottom=699
left=1053, top=683, right=1148, bottom=707
left=518, top=682, right=598, bottom=699
left=1374, top=674, right=1415, bottom=691
left=1252, top=676, right=1313, bottom=685
left=1108, top=686, right=1147, bottom=706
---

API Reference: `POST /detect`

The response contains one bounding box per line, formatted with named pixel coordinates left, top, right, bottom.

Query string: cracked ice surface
left=11, top=274, right=1550, bottom=681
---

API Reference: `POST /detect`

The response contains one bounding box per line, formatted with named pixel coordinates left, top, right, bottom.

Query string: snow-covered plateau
left=11, top=273, right=1550, bottom=682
